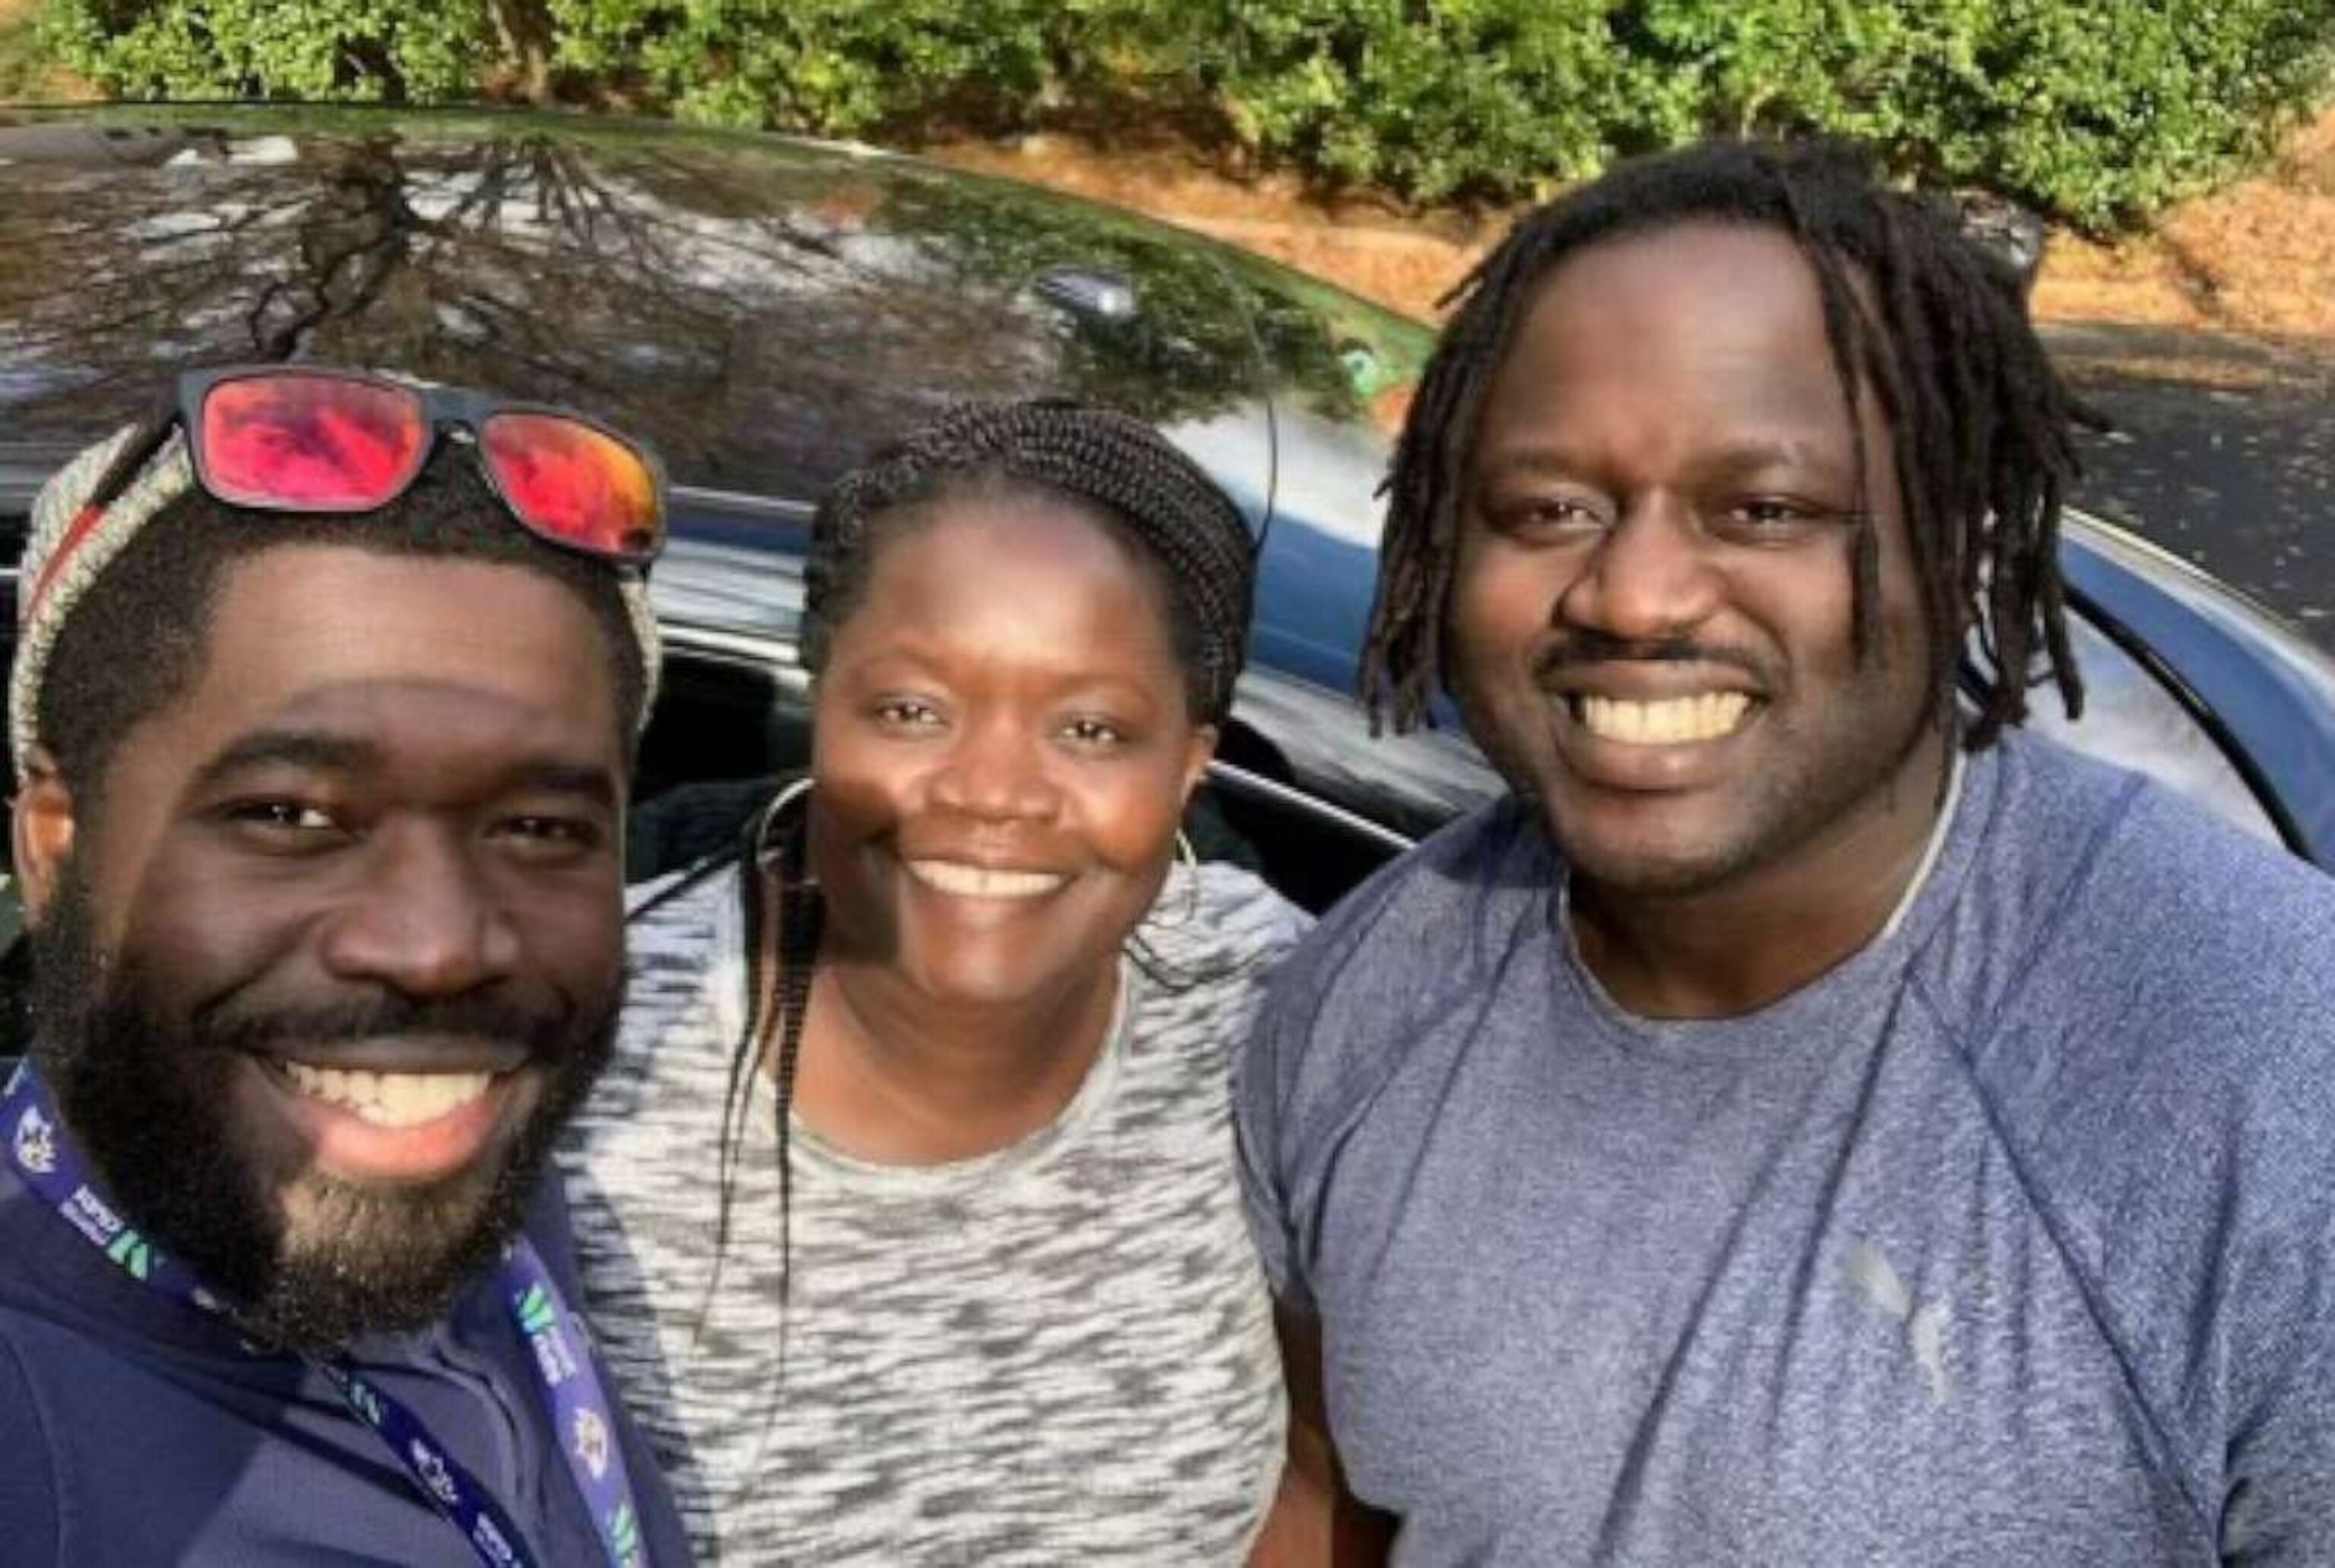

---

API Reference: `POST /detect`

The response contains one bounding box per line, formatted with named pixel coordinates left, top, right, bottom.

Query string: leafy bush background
left=38, top=0, right=2335, bottom=227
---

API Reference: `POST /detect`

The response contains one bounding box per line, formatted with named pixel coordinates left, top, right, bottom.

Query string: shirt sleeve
left=1233, top=970, right=1314, bottom=1316
left=2221, top=1238, right=2335, bottom=1563
left=0, top=1330, right=62, bottom=1566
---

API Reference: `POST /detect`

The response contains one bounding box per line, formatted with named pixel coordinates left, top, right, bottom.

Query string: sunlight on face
left=808, top=492, right=1215, bottom=1008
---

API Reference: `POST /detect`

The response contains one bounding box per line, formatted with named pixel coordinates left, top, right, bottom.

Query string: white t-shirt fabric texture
left=562, top=854, right=1307, bottom=1564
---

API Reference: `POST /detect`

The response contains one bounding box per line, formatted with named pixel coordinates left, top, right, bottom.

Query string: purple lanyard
left=3, top=1063, right=650, bottom=1568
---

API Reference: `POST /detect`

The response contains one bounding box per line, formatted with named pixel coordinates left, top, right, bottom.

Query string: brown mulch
left=925, top=109, right=2335, bottom=352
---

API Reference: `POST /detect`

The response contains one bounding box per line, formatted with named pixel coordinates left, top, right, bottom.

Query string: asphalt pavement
left=2048, top=323, right=2335, bottom=650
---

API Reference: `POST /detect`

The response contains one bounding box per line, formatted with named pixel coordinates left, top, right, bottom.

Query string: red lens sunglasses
left=37, top=365, right=666, bottom=617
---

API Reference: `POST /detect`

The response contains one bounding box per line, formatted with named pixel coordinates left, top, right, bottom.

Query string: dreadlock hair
left=705, top=398, right=1258, bottom=1369
left=803, top=398, right=1257, bottom=724
left=1365, top=135, right=2089, bottom=752
left=36, top=444, right=649, bottom=822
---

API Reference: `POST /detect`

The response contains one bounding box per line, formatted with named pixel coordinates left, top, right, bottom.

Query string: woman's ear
left=12, top=748, right=78, bottom=927
left=1180, top=723, right=1219, bottom=804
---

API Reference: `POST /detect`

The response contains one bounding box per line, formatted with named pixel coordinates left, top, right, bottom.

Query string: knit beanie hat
left=11, top=423, right=664, bottom=781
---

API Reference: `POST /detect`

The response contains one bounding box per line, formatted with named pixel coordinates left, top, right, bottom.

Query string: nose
left=927, top=716, right=1060, bottom=825
left=316, top=820, right=521, bottom=996
left=1554, top=497, right=1724, bottom=642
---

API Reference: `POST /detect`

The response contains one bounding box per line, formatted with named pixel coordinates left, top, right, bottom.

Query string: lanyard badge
left=3, top=1063, right=650, bottom=1568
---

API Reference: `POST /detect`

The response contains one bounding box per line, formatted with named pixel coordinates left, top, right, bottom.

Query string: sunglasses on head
left=50, top=366, right=666, bottom=610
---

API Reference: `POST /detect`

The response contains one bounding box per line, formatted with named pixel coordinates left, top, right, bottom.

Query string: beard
left=27, top=861, right=619, bottom=1354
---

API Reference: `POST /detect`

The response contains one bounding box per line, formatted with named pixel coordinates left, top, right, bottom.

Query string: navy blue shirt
left=0, top=1146, right=693, bottom=1566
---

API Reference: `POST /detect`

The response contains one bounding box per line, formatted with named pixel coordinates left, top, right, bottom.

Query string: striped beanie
left=11, top=422, right=663, bottom=780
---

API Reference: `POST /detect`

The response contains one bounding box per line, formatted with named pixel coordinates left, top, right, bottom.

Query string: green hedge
left=39, top=0, right=2335, bottom=227
left=40, top=0, right=488, bottom=103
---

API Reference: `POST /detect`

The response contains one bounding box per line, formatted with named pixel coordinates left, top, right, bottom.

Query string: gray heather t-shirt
left=565, top=858, right=1305, bottom=1564
left=1237, top=730, right=2335, bottom=1564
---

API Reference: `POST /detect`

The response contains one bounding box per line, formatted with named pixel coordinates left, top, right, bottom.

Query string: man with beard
left=0, top=367, right=691, bottom=1566
left=1238, top=139, right=2335, bottom=1562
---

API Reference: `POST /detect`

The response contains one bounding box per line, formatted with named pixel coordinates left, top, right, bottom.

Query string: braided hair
left=708, top=399, right=1257, bottom=1357
left=804, top=398, right=1256, bottom=724
left=1364, top=136, right=2089, bottom=752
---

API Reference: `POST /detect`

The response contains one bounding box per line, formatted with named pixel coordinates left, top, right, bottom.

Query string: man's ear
left=13, top=748, right=78, bottom=926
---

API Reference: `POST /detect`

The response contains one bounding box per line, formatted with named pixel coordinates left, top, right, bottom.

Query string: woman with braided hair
left=559, top=400, right=1310, bottom=1563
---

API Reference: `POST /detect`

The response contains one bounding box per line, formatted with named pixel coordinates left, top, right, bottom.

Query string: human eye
left=1484, top=490, right=1611, bottom=543
left=870, top=695, right=947, bottom=732
left=1056, top=714, right=1130, bottom=752
left=491, top=813, right=607, bottom=862
left=1712, top=496, right=1854, bottom=543
left=216, top=798, right=349, bottom=850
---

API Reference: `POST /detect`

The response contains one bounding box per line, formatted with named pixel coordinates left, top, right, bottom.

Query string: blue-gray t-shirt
left=1237, top=731, right=2335, bottom=1563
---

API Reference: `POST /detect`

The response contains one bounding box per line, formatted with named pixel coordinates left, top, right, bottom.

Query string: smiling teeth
left=1579, top=692, right=1754, bottom=745
left=907, top=860, right=1067, bottom=899
left=278, top=1062, right=494, bottom=1128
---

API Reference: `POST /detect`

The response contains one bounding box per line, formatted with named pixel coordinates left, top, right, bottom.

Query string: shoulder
left=0, top=1314, right=61, bottom=1553
left=1943, top=730, right=2335, bottom=1050
left=1138, top=859, right=1312, bottom=977
left=569, top=860, right=748, bottom=1173
left=1123, top=862, right=1310, bottom=1083
left=1237, top=798, right=1556, bottom=1162
left=1258, top=797, right=1553, bottom=1056
left=624, top=852, right=742, bottom=939
left=512, top=1172, right=592, bottom=1299
left=1934, top=735, right=2335, bottom=1403
left=614, top=857, right=746, bottom=1039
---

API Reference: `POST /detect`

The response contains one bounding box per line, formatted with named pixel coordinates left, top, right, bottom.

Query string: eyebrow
left=1476, top=437, right=1854, bottom=484
left=511, top=762, right=622, bottom=813
left=190, top=730, right=381, bottom=791
left=190, top=730, right=620, bottom=810
left=1689, top=438, right=1853, bottom=481
left=847, top=641, right=1161, bottom=692
left=1470, top=445, right=1586, bottom=482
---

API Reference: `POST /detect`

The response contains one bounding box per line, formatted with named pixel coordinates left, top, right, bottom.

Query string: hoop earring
left=752, top=776, right=816, bottom=871
left=1152, top=828, right=1201, bottom=928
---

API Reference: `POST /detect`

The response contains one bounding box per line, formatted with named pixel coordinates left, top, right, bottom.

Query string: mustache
left=1532, top=631, right=1767, bottom=685
left=192, top=991, right=585, bottom=1063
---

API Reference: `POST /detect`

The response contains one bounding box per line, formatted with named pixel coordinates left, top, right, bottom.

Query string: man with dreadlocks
left=1236, top=138, right=2335, bottom=1562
